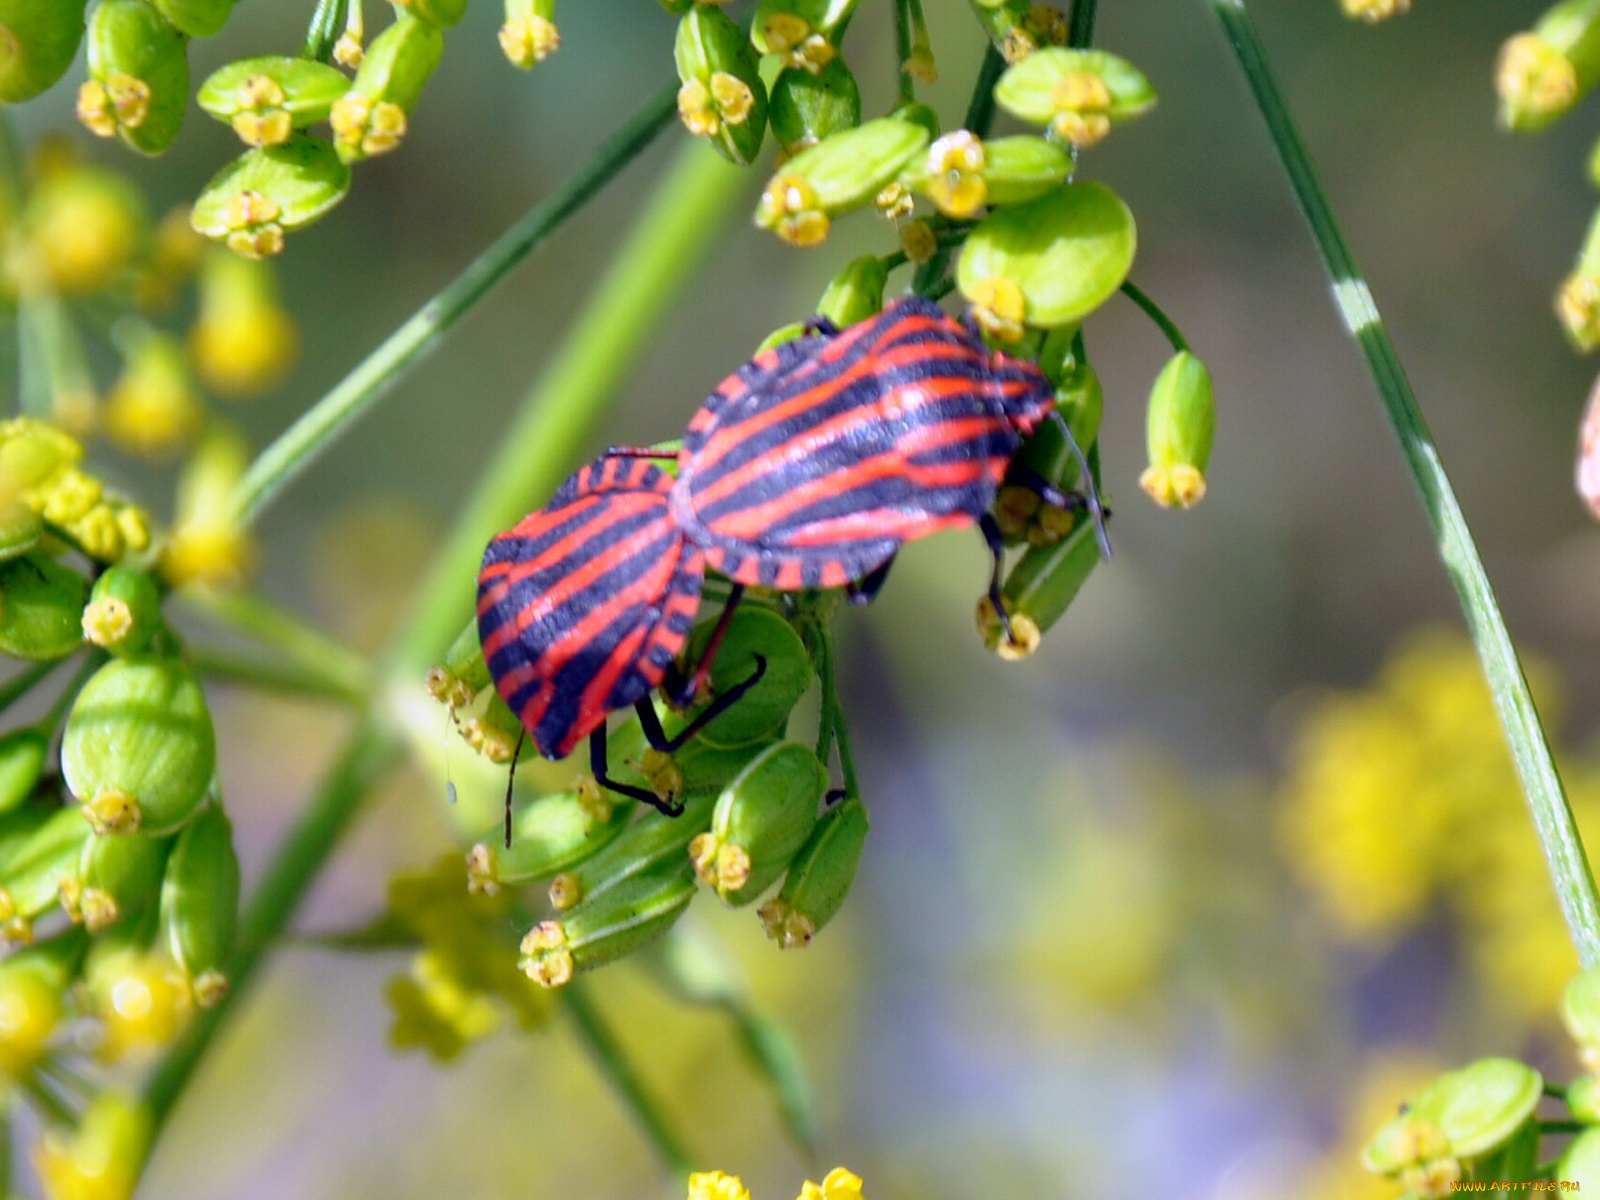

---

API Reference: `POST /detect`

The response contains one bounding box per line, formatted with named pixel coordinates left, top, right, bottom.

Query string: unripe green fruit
left=0, top=0, right=86, bottom=103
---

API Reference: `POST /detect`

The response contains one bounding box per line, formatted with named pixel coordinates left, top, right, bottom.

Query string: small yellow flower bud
left=189, top=250, right=298, bottom=398
left=758, top=175, right=830, bottom=247
left=0, top=969, right=61, bottom=1077
left=161, top=428, right=257, bottom=589
left=519, top=920, right=574, bottom=988
left=1341, top=0, right=1408, bottom=21
left=875, top=181, right=913, bottom=220
left=798, top=1167, right=866, bottom=1200
left=334, top=31, right=364, bottom=66
left=500, top=16, right=559, bottom=68
left=83, top=596, right=134, bottom=649
left=548, top=872, right=579, bottom=909
left=40, top=468, right=101, bottom=524
left=91, top=953, right=191, bottom=1061
left=905, top=46, right=937, bottom=84
left=924, top=130, right=988, bottom=218
left=84, top=788, right=141, bottom=835
left=758, top=897, right=817, bottom=948
left=1003, top=28, right=1039, bottom=64
left=969, top=276, right=1028, bottom=342
left=104, top=331, right=203, bottom=461
left=900, top=218, right=937, bottom=263
left=1498, top=31, right=1583, bottom=131
left=710, top=72, right=754, bottom=125
left=762, top=15, right=834, bottom=73
left=976, top=595, right=1040, bottom=660
left=33, top=1091, right=150, bottom=1200
left=1560, top=270, right=1600, bottom=351
left=688, top=1170, right=752, bottom=1200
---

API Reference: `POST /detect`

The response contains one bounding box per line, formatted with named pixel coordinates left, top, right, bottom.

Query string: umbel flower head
left=684, top=1167, right=866, bottom=1200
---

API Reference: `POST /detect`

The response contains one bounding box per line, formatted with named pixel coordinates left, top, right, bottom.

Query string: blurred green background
left=17, top=0, right=1600, bottom=1196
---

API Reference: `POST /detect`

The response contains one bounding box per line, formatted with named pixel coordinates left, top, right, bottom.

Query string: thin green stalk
left=142, top=716, right=401, bottom=1140
left=1120, top=281, right=1189, bottom=353
left=561, top=982, right=695, bottom=1182
left=22, top=1073, right=77, bottom=1129
left=39, top=652, right=102, bottom=733
left=1067, top=0, right=1099, bottom=47
left=303, top=0, right=350, bottom=62
left=1212, top=0, right=1600, bottom=963
left=186, top=646, right=365, bottom=705
left=230, top=81, right=680, bottom=531
left=177, top=588, right=370, bottom=701
left=0, top=659, right=60, bottom=717
left=894, top=0, right=916, bottom=103
left=390, top=139, right=750, bottom=676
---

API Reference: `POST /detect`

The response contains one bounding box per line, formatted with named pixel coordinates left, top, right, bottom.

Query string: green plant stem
left=1542, top=1120, right=1587, bottom=1135
left=0, top=659, right=60, bottom=717
left=561, top=982, right=695, bottom=1183
left=22, top=1073, right=77, bottom=1129
left=1212, top=0, right=1600, bottom=964
left=138, top=133, right=748, bottom=1179
left=389, top=139, right=750, bottom=677
left=1120, top=281, right=1189, bottom=353
left=894, top=0, right=916, bottom=103
left=230, top=80, right=680, bottom=531
left=142, top=716, right=401, bottom=1142
left=186, top=646, right=365, bottom=705
left=303, top=0, right=350, bottom=63
left=176, top=588, right=370, bottom=701
left=1067, top=0, right=1099, bottom=46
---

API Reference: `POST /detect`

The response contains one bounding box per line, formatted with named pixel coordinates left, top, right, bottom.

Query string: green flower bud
left=79, top=0, right=190, bottom=157
left=1139, top=350, right=1214, bottom=510
left=519, top=859, right=697, bottom=987
left=82, top=567, right=163, bottom=657
left=756, top=321, right=808, bottom=355
left=192, top=136, right=352, bottom=259
left=32, top=1091, right=151, bottom=1200
left=1571, top=1075, right=1600, bottom=1123
left=77, top=827, right=171, bottom=933
left=0, top=0, right=86, bottom=103
left=160, top=802, right=239, bottom=1006
left=1498, top=0, right=1600, bottom=132
left=605, top=705, right=783, bottom=812
left=769, top=59, right=860, bottom=156
left=751, top=0, right=858, bottom=72
left=986, top=509, right=1099, bottom=657
left=994, top=47, right=1156, bottom=148
left=691, top=741, right=825, bottom=906
left=199, top=57, right=352, bottom=149
left=758, top=795, right=867, bottom=947
left=63, top=657, right=216, bottom=836
left=675, top=5, right=767, bottom=166
left=548, top=788, right=717, bottom=911
left=1561, top=204, right=1600, bottom=352
left=958, top=183, right=1135, bottom=333
left=0, top=930, right=84, bottom=1076
left=755, top=118, right=930, bottom=246
left=0, top=553, right=90, bottom=661
left=330, top=14, right=444, bottom=163
left=465, top=785, right=631, bottom=892
left=681, top=606, right=813, bottom=750
left=1363, top=1058, right=1542, bottom=1181
left=394, top=0, right=468, bottom=29
left=500, top=0, right=559, bottom=68
left=428, top=617, right=491, bottom=710
left=1566, top=1127, right=1600, bottom=1190
left=1, top=805, right=91, bottom=932
left=151, top=0, right=234, bottom=38
left=0, top=504, right=42, bottom=562
left=0, top=727, right=46, bottom=814
left=816, top=255, right=887, bottom=329
left=457, top=689, right=530, bottom=764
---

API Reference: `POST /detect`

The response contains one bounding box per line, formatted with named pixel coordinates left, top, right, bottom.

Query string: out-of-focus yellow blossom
left=1278, top=629, right=1594, bottom=1022
left=103, top=330, right=204, bottom=460
left=33, top=1091, right=150, bottom=1200
left=688, top=1171, right=752, bottom=1200
left=1296, top=1050, right=1442, bottom=1200
left=161, top=427, right=255, bottom=589
left=25, top=163, right=146, bottom=296
left=86, top=951, right=191, bottom=1063
left=797, top=1167, right=865, bottom=1200
left=188, top=247, right=297, bottom=398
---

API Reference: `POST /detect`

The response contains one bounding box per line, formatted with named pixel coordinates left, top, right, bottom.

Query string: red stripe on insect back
left=477, top=496, right=663, bottom=618
left=692, top=373, right=1002, bottom=513
left=781, top=507, right=969, bottom=548
left=476, top=494, right=607, bottom=587
left=574, top=619, right=656, bottom=736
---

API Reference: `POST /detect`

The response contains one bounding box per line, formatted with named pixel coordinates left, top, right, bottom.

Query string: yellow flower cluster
left=1295, top=1050, right=1443, bottom=1200
left=0, top=418, right=151, bottom=563
left=688, top=1168, right=864, bottom=1200
left=1277, top=630, right=1598, bottom=1023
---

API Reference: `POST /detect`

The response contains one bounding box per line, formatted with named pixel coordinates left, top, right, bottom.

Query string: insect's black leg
left=1047, top=410, right=1113, bottom=561
left=503, top=727, right=526, bottom=849
left=590, top=726, right=682, bottom=816
left=979, top=513, right=1020, bottom=648
left=801, top=315, right=841, bottom=338
left=604, top=445, right=679, bottom=461
left=639, top=653, right=768, bottom=755
left=845, top=558, right=895, bottom=607
left=1005, top=463, right=1086, bottom=513
left=666, top=584, right=745, bottom=708
left=824, top=788, right=848, bottom=806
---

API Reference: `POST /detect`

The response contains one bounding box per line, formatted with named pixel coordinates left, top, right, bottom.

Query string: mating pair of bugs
left=475, top=295, right=1107, bottom=815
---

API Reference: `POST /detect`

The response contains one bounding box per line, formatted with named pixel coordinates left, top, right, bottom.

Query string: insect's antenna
left=1049, top=409, right=1112, bottom=561
left=504, top=727, right=526, bottom=849
left=442, top=706, right=458, bottom=808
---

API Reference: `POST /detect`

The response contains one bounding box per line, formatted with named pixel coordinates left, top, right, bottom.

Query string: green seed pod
left=692, top=741, right=825, bottom=906
left=0, top=553, right=90, bottom=661
left=958, top=182, right=1136, bottom=331
left=428, top=617, right=491, bottom=709
left=62, top=657, right=216, bottom=836
left=0, top=727, right=47, bottom=815
left=755, top=322, right=808, bottom=355
left=969, top=0, right=1034, bottom=62
left=1, top=805, right=91, bottom=931
left=548, top=788, right=717, bottom=911
left=994, top=47, right=1156, bottom=148
left=0, top=504, right=42, bottom=562
left=500, top=0, right=559, bottom=68
left=1563, top=1127, right=1600, bottom=1190
left=77, top=827, right=171, bottom=933
left=1139, top=350, right=1214, bottom=511
left=674, top=5, right=767, bottom=166
left=1570, top=1075, right=1600, bottom=1123
left=192, top=136, right=352, bottom=259
left=681, top=606, right=813, bottom=750
left=751, top=0, right=858, bottom=71
left=605, top=706, right=782, bottom=812
left=199, top=56, right=352, bottom=149
left=1363, top=1058, right=1542, bottom=1180
left=160, top=802, right=240, bottom=1006
left=768, top=59, right=860, bottom=156
left=80, top=0, right=190, bottom=156
left=329, top=13, right=443, bottom=163
left=758, top=795, right=867, bottom=947
left=0, top=930, right=85, bottom=1076
left=1497, top=0, right=1600, bottom=132
left=151, top=0, right=233, bottom=38
left=518, top=859, right=697, bottom=987
left=980, top=136, right=1073, bottom=207
left=81, top=567, right=163, bottom=657
left=816, top=255, right=887, bottom=329
left=1560, top=204, right=1600, bottom=352
left=0, top=0, right=87, bottom=103
left=988, top=502, right=1099, bottom=655
left=465, top=786, right=631, bottom=892
left=394, top=0, right=468, bottom=29
left=755, top=118, right=930, bottom=246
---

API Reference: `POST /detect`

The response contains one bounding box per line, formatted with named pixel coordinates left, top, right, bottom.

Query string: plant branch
left=1120, top=281, right=1189, bottom=353
left=894, top=0, right=916, bottom=103
left=186, top=645, right=365, bottom=705
left=176, top=587, right=370, bottom=702
left=303, top=0, right=350, bottom=63
left=230, top=80, right=680, bottom=531
left=1211, top=0, right=1600, bottom=964
left=1067, top=0, right=1099, bottom=47
left=561, top=981, right=695, bottom=1183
